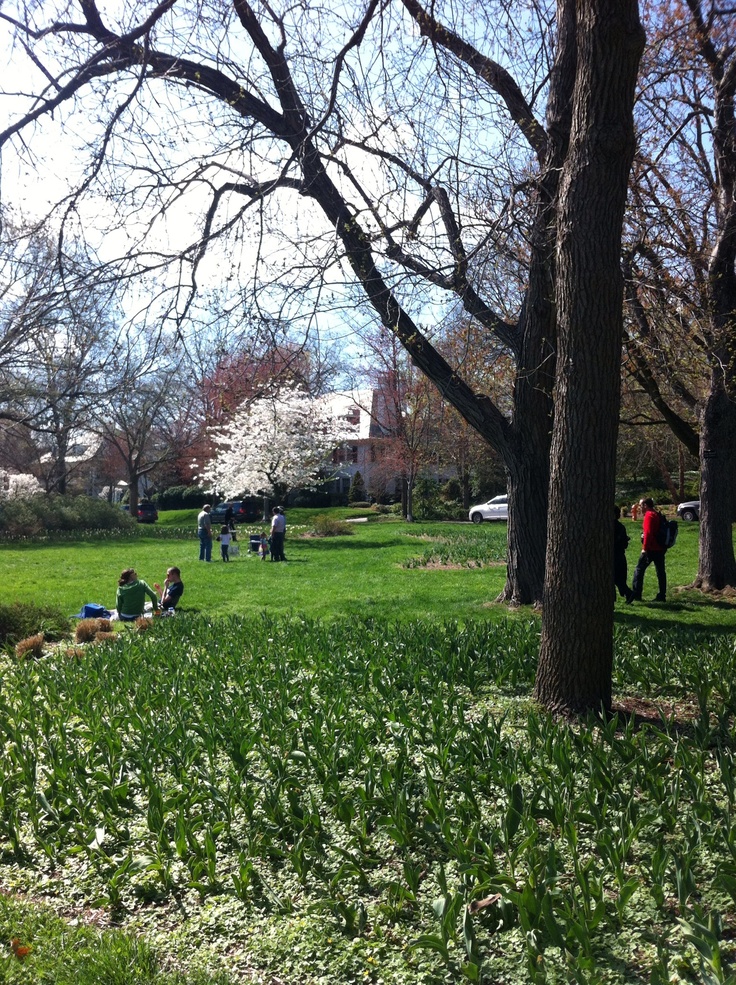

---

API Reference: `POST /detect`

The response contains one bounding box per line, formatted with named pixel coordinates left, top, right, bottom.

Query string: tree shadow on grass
left=615, top=606, right=736, bottom=634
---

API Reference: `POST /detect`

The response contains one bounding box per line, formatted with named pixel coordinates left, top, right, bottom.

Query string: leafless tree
left=0, top=0, right=644, bottom=713
left=623, top=0, right=736, bottom=590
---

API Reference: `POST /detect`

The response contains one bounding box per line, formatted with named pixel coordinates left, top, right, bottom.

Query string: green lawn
left=2, top=515, right=733, bottom=630
left=2, top=517, right=506, bottom=623
left=2, top=514, right=736, bottom=984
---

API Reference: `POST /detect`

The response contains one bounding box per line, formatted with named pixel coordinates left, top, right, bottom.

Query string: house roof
left=320, top=390, right=376, bottom=441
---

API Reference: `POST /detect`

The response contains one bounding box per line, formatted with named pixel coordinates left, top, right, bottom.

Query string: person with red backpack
left=630, top=498, right=667, bottom=602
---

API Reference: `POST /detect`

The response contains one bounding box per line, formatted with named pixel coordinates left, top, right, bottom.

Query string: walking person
left=218, top=524, right=232, bottom=562
left=197, top=504, right=213, bottom=562
left=631, top=498, right=667, bottom=602
left=270, top=506, right=286, bottom=562
left=613, top=507, right=634, bottom=603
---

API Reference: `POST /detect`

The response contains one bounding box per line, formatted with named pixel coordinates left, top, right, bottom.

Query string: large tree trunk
left=497, top=1, right=577, bottom=604
left=534, top=0, right=644, bottom=715
left=690, top=380, right=736, bottom=590
left=691, top=17, right=736, bottom=591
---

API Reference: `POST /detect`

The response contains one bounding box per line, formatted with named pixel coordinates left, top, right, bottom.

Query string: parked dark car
left=210, top=499, right=260, bottom=525
left=136, top=501, right=158, bottom=523
left=676, top=500, right=700, bottom=522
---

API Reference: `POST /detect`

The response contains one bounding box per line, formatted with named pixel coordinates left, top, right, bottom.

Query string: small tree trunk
left=406, top=474, right=414, bottom=522
left=501, top=449, right=549, bottom=605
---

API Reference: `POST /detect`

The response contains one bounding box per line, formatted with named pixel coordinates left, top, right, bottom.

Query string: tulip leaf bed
left=1, top=615, right=736, bottom=984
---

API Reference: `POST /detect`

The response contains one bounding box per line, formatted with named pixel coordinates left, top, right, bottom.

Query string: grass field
left=1, top=514, right=736, bottom=984
left=1, top=513, right=732, bottom=630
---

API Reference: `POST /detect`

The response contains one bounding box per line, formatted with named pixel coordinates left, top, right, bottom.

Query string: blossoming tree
left=0, top=471, right=43, bottom=499
left=201, top=389, right=357, bottom=503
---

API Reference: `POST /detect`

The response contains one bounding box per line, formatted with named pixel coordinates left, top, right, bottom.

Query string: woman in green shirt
left=116, top=568, right=159, bottom=621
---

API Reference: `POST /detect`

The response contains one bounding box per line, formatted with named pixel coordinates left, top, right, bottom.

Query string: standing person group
left=631, top=498, right=667, bottom=602
left=270, top=506, right=286, bottom=562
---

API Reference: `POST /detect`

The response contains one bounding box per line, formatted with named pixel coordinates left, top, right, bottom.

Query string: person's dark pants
left=632, top=550, right=666, bottom=600
left=270, top=531, right=285, bottom=561
left=614, top=554, right=632, bottom=600
left=199, top=530, right=212, bottom=562
left=221, top=544, right=229, bottom=562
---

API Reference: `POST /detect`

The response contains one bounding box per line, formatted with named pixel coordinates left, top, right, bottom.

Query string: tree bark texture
left=534, top=0, right=644, bottom=715
left=691, top=5, right=736, bottom=590
left=692, top=379, right=736, bottom=590
left=498, top=0, right=577, bottom=604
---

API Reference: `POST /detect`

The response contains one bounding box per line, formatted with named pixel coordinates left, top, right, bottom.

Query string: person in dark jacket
left=613, top=507, right=634, bottom=603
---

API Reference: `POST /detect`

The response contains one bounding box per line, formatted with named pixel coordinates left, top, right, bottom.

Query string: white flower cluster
left=201, top=389, right=358, bottom=498
left=0, top=471, right=43, bottom=499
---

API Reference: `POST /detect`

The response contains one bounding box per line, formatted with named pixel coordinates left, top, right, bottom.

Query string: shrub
left=154, top=485, right=208, bottom=510
left=15, top=633, right=45, bottom=659
left=441, top=478, right=462, bottom=502
left=76, top=619, right=105, bottom=643
left=349, top=501, right=372, bottom=509
left=311, top=514, right=354, bottom=536
left=95, top=631, right=117, bottom=643
left=0, top=495, right=137, bottom=536
left=413, top=477, right=444, bottom=520
left=135, top=617, right=153, bottom=633
left=372, top=503, right=402, bottom=516
left=348, top=470, right=366, bottom=503
left=0, top=602, right=69, bottom=648
left=290, top=489, right=333, bottom=508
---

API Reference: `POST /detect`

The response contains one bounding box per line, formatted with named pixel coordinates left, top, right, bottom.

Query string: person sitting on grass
left=154, top=567, right=184, bottom=611
left=116, top=568, right=159, bottom=621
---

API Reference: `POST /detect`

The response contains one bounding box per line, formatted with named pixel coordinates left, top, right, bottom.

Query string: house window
left=350, top=446, right=358, bottom=463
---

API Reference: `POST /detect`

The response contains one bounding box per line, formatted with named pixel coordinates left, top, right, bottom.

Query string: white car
left=469, top=494, right=508, bottom=523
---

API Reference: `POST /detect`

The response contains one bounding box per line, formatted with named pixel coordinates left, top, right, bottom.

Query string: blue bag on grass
left=71, top=603, right=112, bottom=619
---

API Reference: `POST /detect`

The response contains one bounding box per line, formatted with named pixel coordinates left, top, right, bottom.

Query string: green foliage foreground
left=2, top=615, right=736, bottom=983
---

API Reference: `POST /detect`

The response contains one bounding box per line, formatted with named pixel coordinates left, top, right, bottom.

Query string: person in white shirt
left=218, top=525, right=233, bottom=562
left=197, top=504, right=213, bottom=562
left=270, top=506, right=286, bottom=562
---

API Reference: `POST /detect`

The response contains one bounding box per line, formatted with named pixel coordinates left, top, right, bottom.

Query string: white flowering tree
left=202, top=389, right=357, bottom=503
left=0, top=471, right=43, bottom=499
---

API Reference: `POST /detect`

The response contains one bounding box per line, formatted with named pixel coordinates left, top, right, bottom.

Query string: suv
left=210, top=500, right=260, bottom=525
left=136, top=501, right=158, bottom=523
left=676, top=500, right=700, bottom=522
left=469, top=494, right=508, bottom=524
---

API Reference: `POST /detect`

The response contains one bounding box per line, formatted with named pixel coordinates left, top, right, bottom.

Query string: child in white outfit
left=219, top=525, right=232, bottom=562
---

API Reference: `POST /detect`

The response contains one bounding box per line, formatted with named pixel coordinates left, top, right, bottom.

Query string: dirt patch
left=612, top=695, right=702, bottom=732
